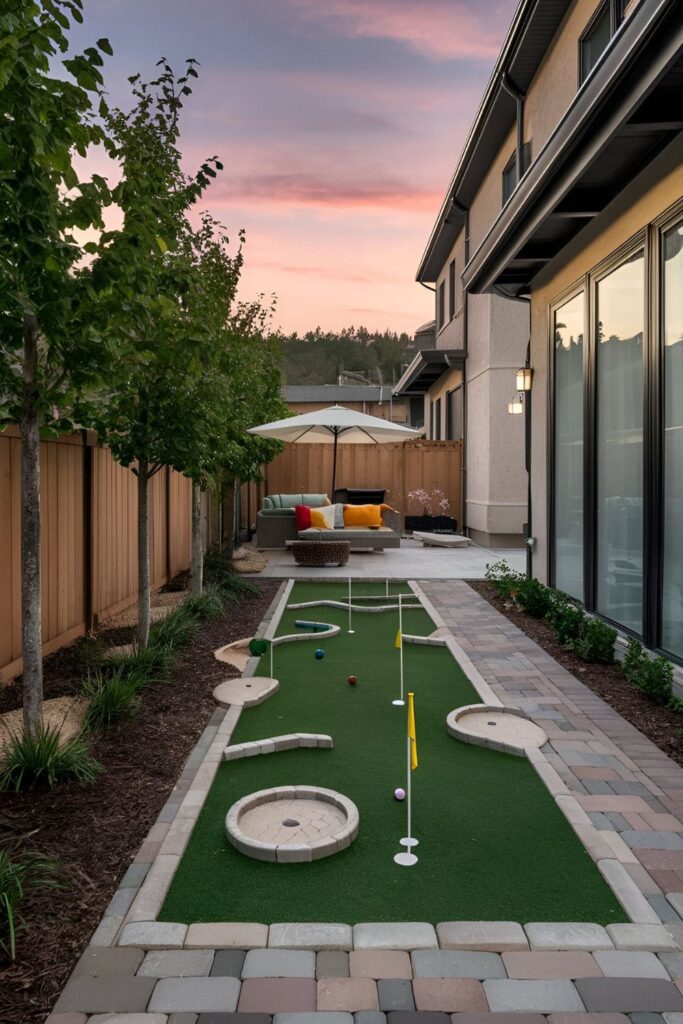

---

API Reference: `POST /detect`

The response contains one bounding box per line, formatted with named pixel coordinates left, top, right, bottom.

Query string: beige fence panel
left=1, top=431, right=193, bottom=684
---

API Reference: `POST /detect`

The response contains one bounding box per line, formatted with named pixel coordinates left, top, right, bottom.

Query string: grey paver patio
left=482, top=979, right=585, bottom=1013
left=138, top=950, right=216, bottom=978
left=148, top=978, right=241, bottom=1013
left=410, top=951, right=505, bottom=979
left=376, top=980, right=415, bottom=1012
left=574, top=979, right=683, bottom=1012
left=242, top=949, right=316, bottom=978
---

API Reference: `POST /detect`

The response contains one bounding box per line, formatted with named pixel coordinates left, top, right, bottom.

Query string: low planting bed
left=469, top=578, right=683, bottom=767
left=0, top=578, right=279, bottom=1024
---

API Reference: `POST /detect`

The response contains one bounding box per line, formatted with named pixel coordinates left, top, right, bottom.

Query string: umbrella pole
left=331, top=431, right=338, bottom=498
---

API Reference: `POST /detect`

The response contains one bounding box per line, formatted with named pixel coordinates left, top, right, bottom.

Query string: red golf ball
left=347, top=675, right=357, bottom=686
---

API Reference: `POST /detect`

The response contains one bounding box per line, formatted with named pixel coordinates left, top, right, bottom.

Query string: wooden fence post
left=165, top=466, right=172, bottom=582
left=82, top=431, right=94, bottom=633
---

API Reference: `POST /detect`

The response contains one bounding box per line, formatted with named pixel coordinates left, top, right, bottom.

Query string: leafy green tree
left=89, top=60, right=220, bottom=646
left=0, top=0, right=112, bottom=734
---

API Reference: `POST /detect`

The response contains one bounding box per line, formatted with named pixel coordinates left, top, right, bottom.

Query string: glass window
left=661, top=219, right=683, bottom=660
left=595, top=250, right=644, bottom=633
left=502, top=143, right=531, bottom=205
left=438, top=281, right=445, bottom=329
left=580, top=2, right=611, bottom=83
left=553, top=293, right=584, bottom=601
left=449, top=260, right=456, bottom=320
left=446, top=386, right=463, bottom=441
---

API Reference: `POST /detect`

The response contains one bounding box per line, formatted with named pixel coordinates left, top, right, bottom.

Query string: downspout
left=501, top=73, right=525, bottom=182
left=449, top=197, right=470, bottom=538
left=495, top=287, right=533, bottom=578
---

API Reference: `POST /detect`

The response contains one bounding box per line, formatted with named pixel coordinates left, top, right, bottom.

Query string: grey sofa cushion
left=262, top=493, right=329, bottom=510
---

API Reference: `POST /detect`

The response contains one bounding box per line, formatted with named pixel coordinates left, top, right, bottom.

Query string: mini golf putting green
left=160, top=580, right=626, bottom=924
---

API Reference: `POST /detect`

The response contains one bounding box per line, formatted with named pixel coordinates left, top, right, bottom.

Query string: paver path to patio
left=47, top=579, right=683, bottom=1022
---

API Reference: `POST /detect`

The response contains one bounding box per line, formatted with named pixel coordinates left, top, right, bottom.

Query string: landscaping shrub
left=103, top=643, right=175, bottom=682
left=0, top=724, right=102, bottom=792
left=513, top=576, right=554, bottom=618
left=148, top=606, right=198, bottom=651
left=623, top=638, right=677, bottom=707
left=546, top=592, right=586, bottom=646
left=184, top=584, right=225, bottom=621
left=485, top=559, right=524, bottom=599
left=81, top=668, right=142, bottom=731
left=569, top=617, right=617, bottom=664
left=217, top=573, right=259, bottom=600
left=0, top=848, right=64, bottom=960
left=204, top=550, right=260, bottom=599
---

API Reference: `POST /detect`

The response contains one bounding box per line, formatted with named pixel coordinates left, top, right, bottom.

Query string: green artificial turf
left=160, top=580, right=626, bottom=924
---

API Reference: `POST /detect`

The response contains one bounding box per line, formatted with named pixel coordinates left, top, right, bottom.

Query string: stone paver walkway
left=46, top=578, right=683, bottom=1023
left=421, top=580, right=683, bottom=933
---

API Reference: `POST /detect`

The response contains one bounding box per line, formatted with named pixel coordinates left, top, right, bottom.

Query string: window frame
left=448, top=259, right=456, bottom=321
left=437, top=280, right=445, bottom=330
left=578, top=0, right=624, bottom=85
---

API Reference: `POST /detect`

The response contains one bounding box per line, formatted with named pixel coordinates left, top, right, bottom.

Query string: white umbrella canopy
left=247, top=404, right=423, bottom=494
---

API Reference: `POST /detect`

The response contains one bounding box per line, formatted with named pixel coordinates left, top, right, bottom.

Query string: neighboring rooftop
left=282, top=385, right=396, bottom=404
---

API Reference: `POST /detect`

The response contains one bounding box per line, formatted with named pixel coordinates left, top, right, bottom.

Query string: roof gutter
left=415, top=0, right=539, bottom=282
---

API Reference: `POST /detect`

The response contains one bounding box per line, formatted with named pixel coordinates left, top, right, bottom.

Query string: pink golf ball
left=394, top=787, right=406, bottom=801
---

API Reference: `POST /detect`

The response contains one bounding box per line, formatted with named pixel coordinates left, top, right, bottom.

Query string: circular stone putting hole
left=226, top=786, right=359, bottom=863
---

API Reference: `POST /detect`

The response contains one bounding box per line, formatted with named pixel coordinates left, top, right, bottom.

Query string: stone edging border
left=82, top=574, right=670, bottom=957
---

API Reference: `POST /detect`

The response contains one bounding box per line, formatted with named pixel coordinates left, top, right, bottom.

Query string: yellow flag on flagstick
left=407, top=691, right=418, bottom=770
left=395, top=629, right=402, bottom=649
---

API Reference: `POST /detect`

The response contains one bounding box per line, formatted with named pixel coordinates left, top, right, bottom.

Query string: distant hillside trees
left=278, top=327, right=416, bottom=386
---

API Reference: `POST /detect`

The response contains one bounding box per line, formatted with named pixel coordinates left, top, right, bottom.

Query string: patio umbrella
left=247, top=404, right=423, bottom=495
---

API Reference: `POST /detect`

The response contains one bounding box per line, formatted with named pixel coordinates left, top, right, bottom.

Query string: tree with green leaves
left=169, top=215, right=287, bottom=589
left=89, top=59, right=221, bottom=646
left=0, top=0, right=112, bottom=734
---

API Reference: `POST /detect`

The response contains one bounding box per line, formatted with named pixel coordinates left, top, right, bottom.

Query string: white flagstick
left=347, top=577, right=354, bottom=634
left=385, top=578, right=389, bottom=597
left=395, top=704, right=418, bottom=866
left=400, top=735, right=418, bottom=850
left=270, top=639, right=274, bottom=679
left=392, top=593, right=405, bottom=706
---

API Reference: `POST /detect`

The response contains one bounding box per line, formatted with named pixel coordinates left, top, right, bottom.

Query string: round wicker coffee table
left=292, top=540, right=351, bottom=567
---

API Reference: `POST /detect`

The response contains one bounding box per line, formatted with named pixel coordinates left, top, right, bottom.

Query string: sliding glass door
left=553, top=293, right=584, bottom=601
left=594, top=250, right=644, bottom=634
left=661, top=218, right=683, bottom=660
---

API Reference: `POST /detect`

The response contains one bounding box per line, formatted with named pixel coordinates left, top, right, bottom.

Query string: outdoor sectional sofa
left=256, top=492, right=400, bottom=550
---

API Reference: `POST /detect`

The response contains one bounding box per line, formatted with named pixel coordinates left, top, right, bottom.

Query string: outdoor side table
left=292, top=540, right=351, bottom=567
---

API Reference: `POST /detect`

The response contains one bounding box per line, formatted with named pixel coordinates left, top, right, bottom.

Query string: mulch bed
left=468, top=580, right=683, bottom=766
left=0, top=579, right=280, bottom=1024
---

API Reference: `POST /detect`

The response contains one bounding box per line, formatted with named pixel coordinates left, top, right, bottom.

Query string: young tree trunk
left=191, top=481, right=203, bottom=595
left=20, top=313, right=43, bottom=737
left=222, top=478, right=236, bottom=560
left=137, top=460, right=151, bottom=648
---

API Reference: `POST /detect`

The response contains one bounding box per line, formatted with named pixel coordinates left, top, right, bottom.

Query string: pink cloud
left=288, top=0, right=509, bottom=61
left=253, top=260, right=407, bottom=285
left=209, top=171, right=441, bottom=213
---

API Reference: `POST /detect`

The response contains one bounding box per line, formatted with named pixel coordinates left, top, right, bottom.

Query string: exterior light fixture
left=516, top=366, right=534, bottom=391
left=508, top=393, right=524, bottom=415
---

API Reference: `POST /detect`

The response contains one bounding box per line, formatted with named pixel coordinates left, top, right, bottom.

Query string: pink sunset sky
left=71, top=0, right=519, bottom=335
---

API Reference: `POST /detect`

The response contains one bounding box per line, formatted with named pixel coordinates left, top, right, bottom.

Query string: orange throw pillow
left=343, top=504, right=383, bottom=528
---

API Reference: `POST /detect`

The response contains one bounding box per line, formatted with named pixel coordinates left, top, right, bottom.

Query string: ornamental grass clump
left=623, top=638, right=678, bottom=708
left=0, top=848, right=65, bottom=960
left=0, top=724, right=102, bottom=793
left=102, top=643, right=175, bottom=683
left=81, top=668, right=142, bottom=731
left=148, top=606, right=198, bottom=651
left=569, top=617, right=617, bottom=664
left=183, top=583, right=225, bottom=621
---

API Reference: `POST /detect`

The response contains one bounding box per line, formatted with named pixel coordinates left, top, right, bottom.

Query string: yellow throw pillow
left=343, top=504, right=383, bottom=528
left=310, top=505, right=336, bottom=529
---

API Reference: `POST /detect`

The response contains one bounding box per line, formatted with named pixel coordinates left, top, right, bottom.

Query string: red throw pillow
left=295, top=504, right=312, bottom=530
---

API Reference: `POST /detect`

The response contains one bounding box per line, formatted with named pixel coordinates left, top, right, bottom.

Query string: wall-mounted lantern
left=508, top=393, right=524, bottom=415
left=516, top=366, right=534, bottom=392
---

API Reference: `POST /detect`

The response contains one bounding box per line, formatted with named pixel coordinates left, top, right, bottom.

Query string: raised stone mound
left=214, top=637, right=252, bottom=671
left=447, top=703, right=547, bottom=757
left=212, top=675, right=279, bottom=708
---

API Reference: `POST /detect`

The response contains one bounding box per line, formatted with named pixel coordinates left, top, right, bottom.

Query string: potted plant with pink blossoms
left=404, top=488, right=457, bottom=534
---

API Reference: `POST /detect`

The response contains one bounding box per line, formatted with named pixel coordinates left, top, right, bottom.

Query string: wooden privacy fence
left=239, top=439, right=463, bottom=527
left=0, top=427, right=192, bottom=683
